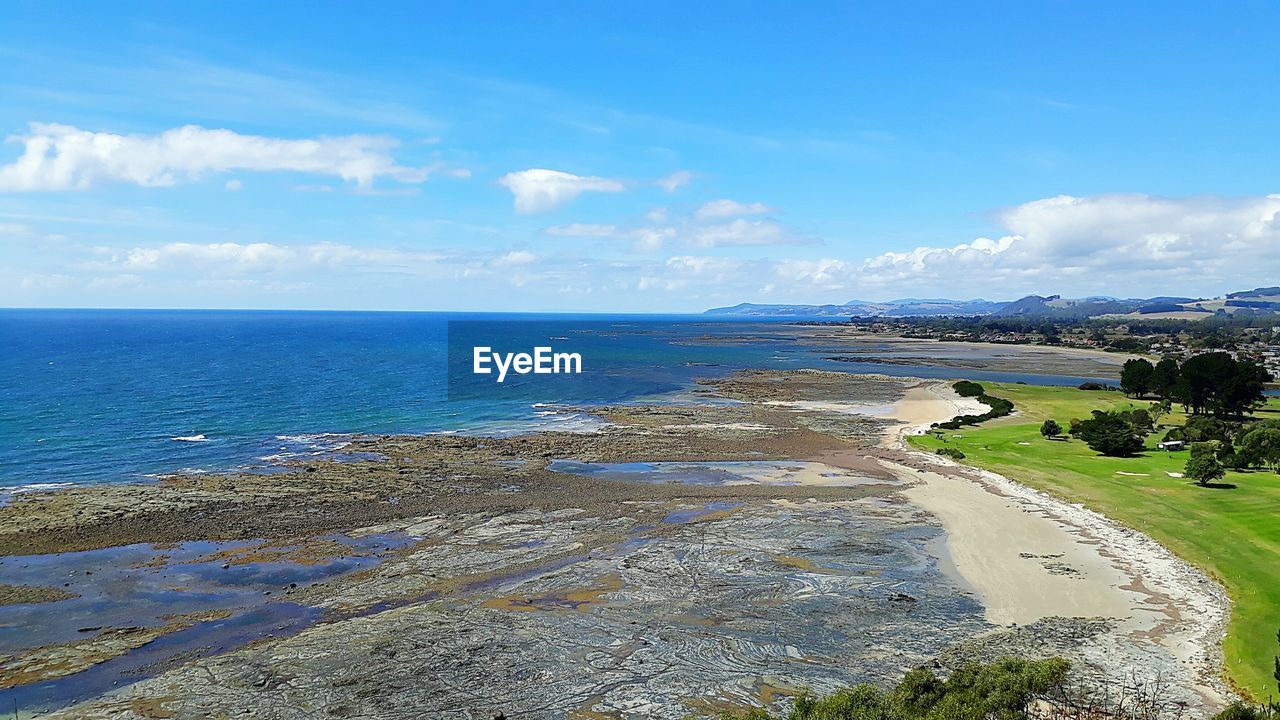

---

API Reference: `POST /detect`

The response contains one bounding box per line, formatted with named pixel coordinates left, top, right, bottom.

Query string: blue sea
left=0, top=309, right=1121, bottom=489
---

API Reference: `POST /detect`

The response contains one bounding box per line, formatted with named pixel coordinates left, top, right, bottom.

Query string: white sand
left=843, top=379, right=1233, bottom=708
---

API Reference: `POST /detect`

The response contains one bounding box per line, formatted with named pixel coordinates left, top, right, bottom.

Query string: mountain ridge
left=703, top=287, right=1280, bottom=319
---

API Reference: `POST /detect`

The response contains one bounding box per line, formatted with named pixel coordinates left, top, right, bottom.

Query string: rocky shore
left=0, top=371, right=1232, bottom=718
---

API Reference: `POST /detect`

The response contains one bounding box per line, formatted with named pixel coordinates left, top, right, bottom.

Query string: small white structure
left=1157, top=440, right=1185, bottom=451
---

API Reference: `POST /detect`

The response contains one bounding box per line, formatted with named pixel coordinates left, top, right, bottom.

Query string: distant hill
left=703, top=298, right=1003, bottom=317
left=988, top=295, right=1149, bottom=319
left=704, top=289, right=1280, bottom=319
left=1227, top=287, right=1280, bottom=299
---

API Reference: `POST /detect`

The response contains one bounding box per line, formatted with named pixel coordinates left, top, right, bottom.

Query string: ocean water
left=0, top=309, right=1116, bottom=488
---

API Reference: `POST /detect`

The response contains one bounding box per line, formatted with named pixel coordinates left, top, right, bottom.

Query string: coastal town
left=839, top=317, right=1280, bottom=382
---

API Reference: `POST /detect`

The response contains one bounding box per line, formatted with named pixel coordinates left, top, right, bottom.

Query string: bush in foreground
left=931, top=382, right=1015, bottom=431
left=711, top=656, right=1274, bottom=719
left=720, top=657, right=1070, bottom=720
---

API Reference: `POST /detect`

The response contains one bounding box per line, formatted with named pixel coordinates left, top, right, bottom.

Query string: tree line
left=1120, top=352, right=1272, bottom=417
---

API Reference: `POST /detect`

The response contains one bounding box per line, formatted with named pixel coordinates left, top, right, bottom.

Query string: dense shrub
left=1072, top=410, right=1146, bottom=457
left=721, top=657, right=1071, bottom=719
left=1211, top=702, right=1272, bottom=720
left=932, top=383, right=1015, bottom=431
left=935, top=447, right=965, bottom=460
left=716, top=656, right=1261, bottom=719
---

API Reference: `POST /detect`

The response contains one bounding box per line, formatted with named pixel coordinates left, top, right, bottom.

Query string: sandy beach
left=849, top=380, right=1234, bottom=709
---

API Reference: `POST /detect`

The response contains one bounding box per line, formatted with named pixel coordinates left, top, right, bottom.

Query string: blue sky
left=2, top=2, right=1278, bottom=311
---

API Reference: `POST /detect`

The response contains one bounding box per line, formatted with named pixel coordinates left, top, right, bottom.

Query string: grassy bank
left=907, top=383, right=1280, bottom=700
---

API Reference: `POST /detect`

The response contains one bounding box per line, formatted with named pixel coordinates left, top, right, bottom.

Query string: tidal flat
left=0, top=372, right=1229, bottom=718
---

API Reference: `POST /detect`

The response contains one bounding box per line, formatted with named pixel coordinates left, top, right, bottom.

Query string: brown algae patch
left=0, top=584, right=78, bottom=606
left=0, top=624, right=187, bottom=689
left=480, top=572, right=625, bottom=613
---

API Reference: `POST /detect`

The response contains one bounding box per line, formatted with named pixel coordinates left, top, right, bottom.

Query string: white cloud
left=0, top=123, right=449, bottom=191
left=854, top=193, right=1280, bottom=296
left=87, top=274, right=143, bottom=290
left=541, top=200, right=803, bottom=252
left=862, top=235, right=1018, bottom=273
left=694, top=199, right=771, bottom=220
left=664, top=255, right=744, bottom=277
left=772, top=258, right=859, bottom=290
left=543, top=223, right=619, bottom=238
left=303, top=243, right=444, bottom=271
left=542, top=222, right=672, bottom=252
left=124, top=242, right=296, bottom=272
left=492, top=250, right=537, bottom=266
left=630, top=227, right=674, bottom=252
left=691, top=219, right=808, bottom=247
left=17, top=273, right=71, bottom=289
left=622, top=193, right=1280, bottom=304
left=224, top=179, right=242, bottom=191
left=656, top=170, right=692, bottom=193
left=0, top=222, right=34, bottom=237
left=498, top=168, right=625, bottom=213
left=111, top=241, right=446, bottom=275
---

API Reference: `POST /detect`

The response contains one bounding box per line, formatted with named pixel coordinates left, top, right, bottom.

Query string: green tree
left=1122, top=408, right=1154, bottom=434
left=1075, top=410, right=1146, bottom=457
left=1068, top=418, right=1083, bottom=438
left=1174, top=352, right=1272, bottom=417
left=1151, top=356, right=1181, bottom=400
left=1040, top=419, right=1062, bottom=440
left=1240, top=427, right=1280, bottom=473
left=1120, top=358, right=1155, bottom=398
left=1221, top=359, right=1273, bottom=418
left=1185, top=442, right=1226, bottom=486
left=1148, top=400, right=1170, bottom=427
left=1182, top=415, right=1236, bottom=444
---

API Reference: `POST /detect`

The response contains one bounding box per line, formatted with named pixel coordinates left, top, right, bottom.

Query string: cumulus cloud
left=862, top=235, right=1018, bottom=273
left=855, top=193, right=1280, bottom=296
left=498, top=168, right=625, bottom=213
left=772, top=258, right=859, bottom=290
left=541, top=199, right=805, bottom=252
left=87, top=274, right=143, bottom=290
left=634, top=193, right=1280, bottom=302
left=542, top=222, right=672, bottom=252
left=491, top=250, right=537, bottom=266
left=111, top=241, right=445, bottom=275
left=0, top=123, right=448, bottom=191
left=655, top=170, right=692, bottom=193
left=631, top=227, right=675, bottom=252
left=694, top=199, right=771, bottom=220
left=124, top=242, right=295, bottom=273
left=691, top=219, right=809, bottom=247
left=543, top=223, right=620, bottom=238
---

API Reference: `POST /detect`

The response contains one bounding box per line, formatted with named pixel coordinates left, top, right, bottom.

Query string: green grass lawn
left=909, top=384, right=1280, bottom=700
